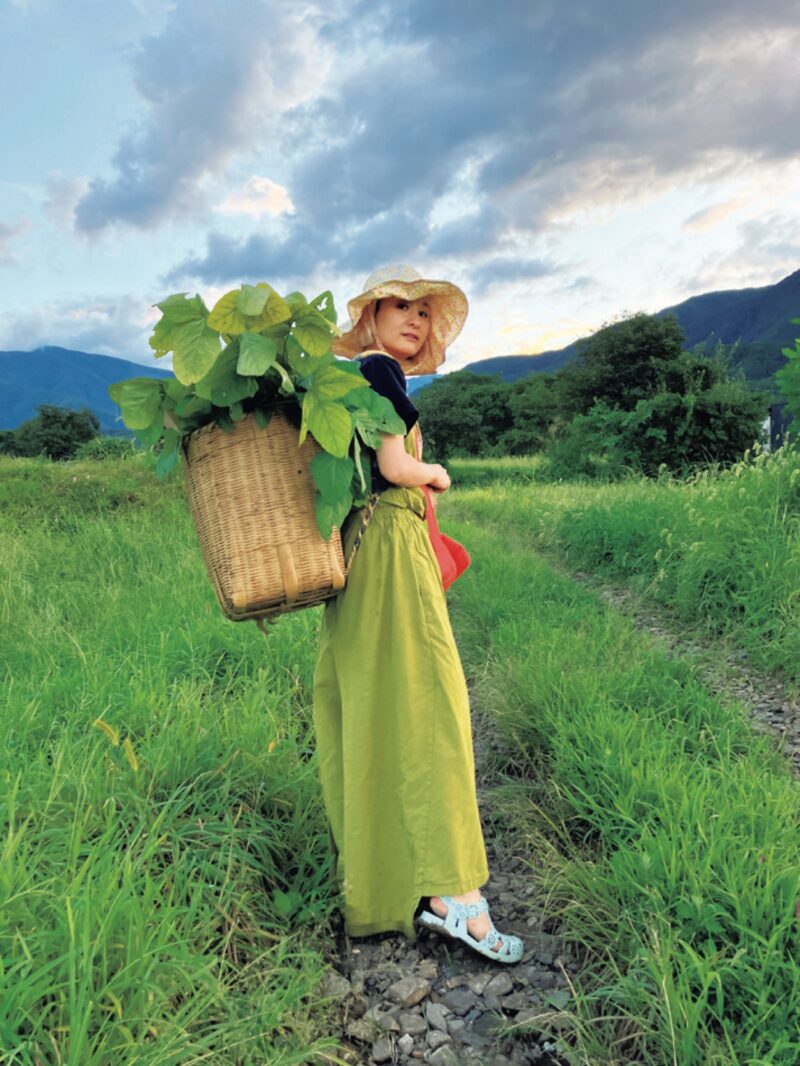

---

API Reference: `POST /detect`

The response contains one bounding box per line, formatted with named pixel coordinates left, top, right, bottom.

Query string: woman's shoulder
left=356, top=351, right=406, bottom=385
left=357, top=350, right=397, bottom=369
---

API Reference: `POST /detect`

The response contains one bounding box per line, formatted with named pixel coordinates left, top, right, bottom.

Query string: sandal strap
left=440, top=895, right=489, bottom=921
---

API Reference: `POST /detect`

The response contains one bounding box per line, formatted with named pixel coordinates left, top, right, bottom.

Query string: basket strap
left=344, top=492, right=380, bottom=576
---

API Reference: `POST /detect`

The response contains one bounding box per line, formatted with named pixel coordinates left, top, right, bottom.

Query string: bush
left=11, top=404, right=100, bottom=460
left=73, top=436, right=138, bottom=461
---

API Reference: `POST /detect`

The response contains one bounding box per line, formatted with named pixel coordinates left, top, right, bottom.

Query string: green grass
left=442, top=505, right=800, bottom=1065
left=3, top=444, right=800, bottom=1064
left=0, top=454, right=342, bottom=1064
left=446, top=440, right=800, bottom=690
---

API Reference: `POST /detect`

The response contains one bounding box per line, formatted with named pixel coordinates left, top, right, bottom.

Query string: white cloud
left=215, top=176, right=294, bottom=218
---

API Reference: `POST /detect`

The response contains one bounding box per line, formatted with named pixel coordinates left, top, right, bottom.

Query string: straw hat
left=331, top=264, right=468, bottom=376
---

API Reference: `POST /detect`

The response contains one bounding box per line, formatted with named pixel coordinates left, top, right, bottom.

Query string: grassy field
left=449, top=440, right=800, bottom=690
left=1, top=444, right=799, bottom=1063
left=0, top=455, right=343, bottom=1064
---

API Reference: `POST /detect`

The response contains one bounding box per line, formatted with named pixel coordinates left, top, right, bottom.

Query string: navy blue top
left=356, top=353, right=420, bottom=493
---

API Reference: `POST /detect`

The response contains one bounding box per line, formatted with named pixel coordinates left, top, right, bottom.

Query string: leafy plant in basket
left=108, top=283, right=406, bottom=539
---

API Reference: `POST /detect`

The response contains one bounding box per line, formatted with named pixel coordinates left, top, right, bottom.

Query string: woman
left=312, top=264, right=523, bottom=964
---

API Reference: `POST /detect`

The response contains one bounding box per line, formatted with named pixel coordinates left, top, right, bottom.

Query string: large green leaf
left=309, top=359, right=370, bottom=402
left=310, top=290, right=337, bottom=325
left=236, top=284, right=269, bottom=316
left=155, top=428, right=181, bottom=480
left=171, top=319, right=222, bottom=384
left=237, top=332, right=278, bottom=375
left=108, top=380, right=125, bottom=405
left=311, top=451, right=354, bottom=505
left=208, top=284, right=291, bottom=334
left=285, top=291, right=309, bottom=314
left=154, top=292, right=208, bottom=322
left=292, top=306, right=335, bottom=357
left=314, top=488, right=353, bottom=541
left=118, top=378, right=164, bottom=430
left=175, top=393, right=212, bottom=418
left=303, top=392, right=353, bottom=457
left=194, top=343, right=259, bottom=406
left=285, top=333, right=318, bottom=377
left=163, top=377, right=192, bottom=402
left=134, top=420, right=165, bottom=446
left=149, top=294, right=210, bottom=366
left=347, top=387, right=406, bottom=434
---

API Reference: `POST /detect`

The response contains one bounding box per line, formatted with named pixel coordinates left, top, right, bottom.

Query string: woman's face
left=374, top=296, right=431, bottom=367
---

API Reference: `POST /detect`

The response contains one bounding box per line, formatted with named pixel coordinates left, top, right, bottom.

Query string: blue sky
left=2, top=0, right=799, bottom=372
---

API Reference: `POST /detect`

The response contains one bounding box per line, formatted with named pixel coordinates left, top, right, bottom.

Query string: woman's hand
left=427, top=464, right=450, bottom=493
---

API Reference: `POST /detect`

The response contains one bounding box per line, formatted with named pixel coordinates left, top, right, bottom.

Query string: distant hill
left=0, top=347, right=171, bottom=434
left=2, top=268, right=798, bottom=428
left=457, top=267, right=800, bottom=389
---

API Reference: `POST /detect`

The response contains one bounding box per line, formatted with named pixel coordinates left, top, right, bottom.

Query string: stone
left=387, top=976, right=432, bottom=1008
left=428, top=1046, right=461, bottom=1066
left=365, top=1005, right=401, bottom=1033
left=471, top=1011, right=503, bottom=1037
left=320, top=970, right=352, bottom=999
left=499, top=991, right=531, bottom=1011
left=345, top=1018, right=375, bottom=1043
left=427, top=1030, right=452, bottom=1050
left=418, top=959, right=439, bottom=980
left=398, top=1010, right=428, bottom=1037
left=442, top=987, right=477, bottom=1016
left=527, top=969, right=557, bottom=991
left=425, top=1000, right=451, bottom=1032
left=465, top=971, right=493, bottom=996
left=446, top=1017, right=465, bottom=1037
left=397, top=1033, right=415, bottom=1056
left=371, top=1035, right=393, bottom=1063
left=484, top=972, right=514, bottom=997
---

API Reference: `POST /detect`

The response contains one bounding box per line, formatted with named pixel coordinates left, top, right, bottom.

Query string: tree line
left=414, top=312, right=773, bottom=478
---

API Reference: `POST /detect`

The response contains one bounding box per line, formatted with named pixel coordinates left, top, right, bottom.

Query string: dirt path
left=561, top=561, right=800, bottom=776
left=316, top=695, right=577, bottom=1066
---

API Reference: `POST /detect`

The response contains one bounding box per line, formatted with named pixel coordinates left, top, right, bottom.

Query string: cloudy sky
left=2, top=0, right=799, bottom=372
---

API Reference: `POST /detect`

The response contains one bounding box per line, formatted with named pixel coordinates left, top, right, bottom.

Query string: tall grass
left=442, top=507, right=800, bottom=1065
left=446, top=440, right=800, bottom=688
left=0, top=455, right=341, bottom=1063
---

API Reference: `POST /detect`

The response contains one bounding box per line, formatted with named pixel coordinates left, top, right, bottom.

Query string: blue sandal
left=416, top=895, right=524, bottom=965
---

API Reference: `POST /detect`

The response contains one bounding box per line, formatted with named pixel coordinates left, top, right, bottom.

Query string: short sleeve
left=357, top=353, right=419, bottom=435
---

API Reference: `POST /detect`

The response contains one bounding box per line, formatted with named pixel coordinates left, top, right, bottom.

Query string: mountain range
left=2, top=268, right=798, bottom=431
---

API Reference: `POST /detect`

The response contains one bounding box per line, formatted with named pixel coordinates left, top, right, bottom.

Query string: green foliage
left=545, top=321, right=771, bottom=480
left=413, top=315, right=768, bottom=478
left=110, top=283, right=406, bottom=539
left=73, top=436, right=139, bottom=461
left=775, top=316, right=800, bottom=432
left=413, top=371, right=514, bottom=461
left=558, top=312, right=686, bottom=415
left=3, top=403, right=100, bottom=460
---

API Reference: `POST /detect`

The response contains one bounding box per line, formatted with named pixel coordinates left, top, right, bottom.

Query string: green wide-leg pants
left=312, top=438, right=489, bottom=939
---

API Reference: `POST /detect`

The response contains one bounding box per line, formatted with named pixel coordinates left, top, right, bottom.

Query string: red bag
left=420, top=485, right=471, bottom=590
left=414, top=425, right=471, bottom=591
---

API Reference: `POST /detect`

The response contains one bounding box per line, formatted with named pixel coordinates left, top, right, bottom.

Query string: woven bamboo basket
left=181, top=410, right=347, bottom=625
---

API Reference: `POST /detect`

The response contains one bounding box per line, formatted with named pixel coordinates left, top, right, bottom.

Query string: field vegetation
left=1, top=436, right=799, bottom=1063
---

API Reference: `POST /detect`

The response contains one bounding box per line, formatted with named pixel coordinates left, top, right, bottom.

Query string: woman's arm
left=376, top=433, right=450, bottom=491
